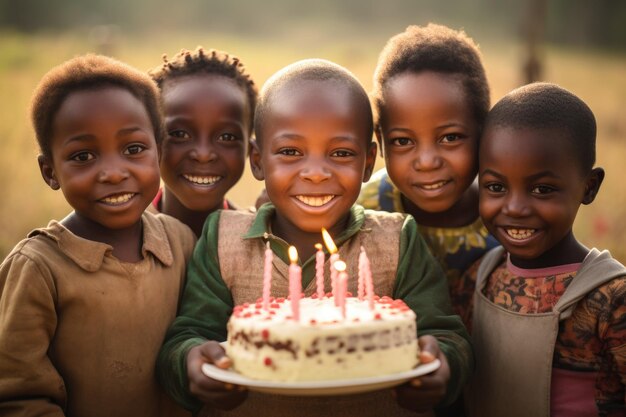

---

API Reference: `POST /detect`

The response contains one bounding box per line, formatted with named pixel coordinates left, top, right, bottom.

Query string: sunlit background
left=1, top=0, right=624, bottom=260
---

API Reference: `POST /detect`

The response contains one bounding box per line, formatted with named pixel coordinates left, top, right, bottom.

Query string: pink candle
left=262, top=242, right=273, bottom=310
left=330, top=253, right=339, bottom=303
left=358, top=246, right=366, bottom=300
left=314, top=243, right=325, bottom=299
left=362, top=249, right=374, bottom=310
left=321, top=228, right=340, bottom=305
left=288, top=246, right=301, bottom=321
left=335, top=260, right=348, bottom=319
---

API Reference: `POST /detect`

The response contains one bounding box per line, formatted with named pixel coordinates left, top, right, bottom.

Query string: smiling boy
left=466, top=83, right=626, bottom=417
left=157, top=59, right=472, bottom=417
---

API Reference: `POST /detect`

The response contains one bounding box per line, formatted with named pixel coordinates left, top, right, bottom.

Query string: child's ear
left=582, top=167, right=605, bottom=205
left=374, top=124, right=384, bottom=158
left=363, top=141, right=378, bottom=182
left=37, top=155, right=60, bottom=190
left=249, top=139, right=265, bottom=181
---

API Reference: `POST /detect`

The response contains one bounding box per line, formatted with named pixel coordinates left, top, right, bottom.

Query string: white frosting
left=226, top=295, right=419, bottom=382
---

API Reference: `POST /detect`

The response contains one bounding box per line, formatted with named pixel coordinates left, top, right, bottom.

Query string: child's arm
left=392, top=215, right=473, bottom=411
left=597, top=277, right=626, bottom=414
left=0, top=249, right=66, bottom=416
left=157, top=210, right=246, bottom=413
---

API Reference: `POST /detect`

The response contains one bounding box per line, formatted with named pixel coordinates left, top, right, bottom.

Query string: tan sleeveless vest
left=217, top=209, right=405, bottom=304
left=467, top=247, right=626, bottom=417
left=200, top=209, right=432, bottom=417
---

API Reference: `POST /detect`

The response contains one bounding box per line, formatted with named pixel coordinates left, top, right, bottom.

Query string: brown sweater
left=0, top=211, right=196, bottom=417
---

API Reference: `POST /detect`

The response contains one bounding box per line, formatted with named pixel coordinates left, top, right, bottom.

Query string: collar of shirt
left=27, top=212, right=174, bottom=272
left=242, top=203, right=366, bottom=287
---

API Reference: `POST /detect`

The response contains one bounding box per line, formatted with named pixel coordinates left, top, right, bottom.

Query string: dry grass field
left=1, top=29, right=624, bottom=261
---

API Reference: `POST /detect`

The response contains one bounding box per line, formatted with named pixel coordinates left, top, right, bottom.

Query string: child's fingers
left=187, top=343, right=244, bottom=392
left=417, top=335, right=440, bottom=363
left=199, top=341, right=232, bottom=368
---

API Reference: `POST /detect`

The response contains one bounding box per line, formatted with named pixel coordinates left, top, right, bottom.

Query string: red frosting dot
left=264, top=357, right=273, bottom=366
left=309, top=319, right=317, bottom=325
left=276, top=297, right=285, bottom=303
left=374, top=313, right=382, bottom=320
left=261, top=329, right=270, bottom=339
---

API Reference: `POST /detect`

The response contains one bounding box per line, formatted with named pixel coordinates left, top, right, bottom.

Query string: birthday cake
left=225, top=294, right=419, bottom=382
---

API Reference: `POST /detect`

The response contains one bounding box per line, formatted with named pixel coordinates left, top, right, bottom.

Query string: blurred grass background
left=0, top=0, right=624, bottom=261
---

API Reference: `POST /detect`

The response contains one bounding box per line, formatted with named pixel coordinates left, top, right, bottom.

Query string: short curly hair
left=372, top=23, right=490, bottom=133
left=31, top=54, right=163, bottom=161
left=485, top=82, right=597, bottom=174
left=254, top=59, right=373, bottom=146
left=149, top=47, right=257, bottom=134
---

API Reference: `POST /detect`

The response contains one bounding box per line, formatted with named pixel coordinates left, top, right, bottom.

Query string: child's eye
left=168, top=130, right=191, bottom=140
left=277, top=148, right=301, bottom=156
left=389, top=137, right=413, bottom=147
left=440, top=134, right=463, bottom=143
left=531, top=185, right=556, bottom=195
left=71, top=151, right=95, bottom=162
left=331, top=149, right=355, bottom=158
left=124, top=144, right=146, bottom=155
left=485, top=183, right=506, bottom=193
left=218, top=133, right=239, bottom=142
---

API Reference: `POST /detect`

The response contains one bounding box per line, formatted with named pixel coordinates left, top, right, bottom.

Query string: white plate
left=201, top=359, right=440, bottom=396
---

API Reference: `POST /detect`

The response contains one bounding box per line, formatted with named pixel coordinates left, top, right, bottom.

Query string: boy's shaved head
left=254, top=59, right=373, bottom=145
left=484, top=82, right=597, bottom=174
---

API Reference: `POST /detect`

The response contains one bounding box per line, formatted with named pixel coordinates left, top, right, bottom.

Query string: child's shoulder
left=144, top=211, right=197, bottom=258
left=577, top=249, right=626, bottom=300
left=363, top=207, right=408, bottom=223
left=0, top=221, right=76, bottom=278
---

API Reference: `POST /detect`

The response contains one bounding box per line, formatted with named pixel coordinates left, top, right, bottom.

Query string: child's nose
left=299, top=163, right=332, bottom=183
left=97, top=163, right=130, bottom=183
left=413, top=147, right=443, bottom=171
left=190, top=140, right=218, bottom=163
left=502, top=193, right=531, bottom=217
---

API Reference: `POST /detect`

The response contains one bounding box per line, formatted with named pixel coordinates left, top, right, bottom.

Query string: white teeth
left=295, top=195, right=334, bottom=207
left=183, top=174, right=221, bottom=185
left=506, top=228, right=536, bottom=240
left=101, top=193, right=134, bottom=204
left=421, top=181, right=447, bottom=190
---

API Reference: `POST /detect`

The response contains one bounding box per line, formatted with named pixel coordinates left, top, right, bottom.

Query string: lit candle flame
left=334, top=260, right=346, bottom=272
left=288, top=246, right=299, bottom=264
left=321, top=228, right=338, bottom=254
left=315, top=243, right=322, bottom=250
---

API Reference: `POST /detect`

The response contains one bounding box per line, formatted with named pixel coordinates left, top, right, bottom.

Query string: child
left=467, top=83, right=625, bottom=417
left=0, top=55, right=196, bottom=417
left=358, top=24, right=500, bottom=304
left=157, top=59, right=473, bottom=417
left=148, top=47, right=258, bottom=236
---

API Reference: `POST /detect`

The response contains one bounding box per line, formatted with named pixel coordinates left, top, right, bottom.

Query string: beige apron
left=199, top=210, right=431, bottom=417
left=468, top=247, right=626, bottom=417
